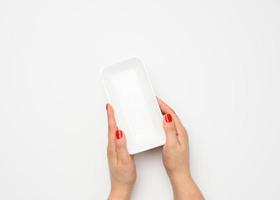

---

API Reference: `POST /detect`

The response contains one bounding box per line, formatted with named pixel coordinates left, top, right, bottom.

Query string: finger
left=163, top=113, right=179, bottom=146
left=157, top=97, right=188, bottom=144
left=106, top=103, right=117, bottom=157
left=157, top=97, right=178, bottom=118
left=115, top=130, right=130, bottom=163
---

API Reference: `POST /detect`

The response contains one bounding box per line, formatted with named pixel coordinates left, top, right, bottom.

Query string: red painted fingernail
left=116, top=130, right=123, bottom=139
left=106, top=104, right=108, bottom=110
left=165, top=114, right=172, bottom=123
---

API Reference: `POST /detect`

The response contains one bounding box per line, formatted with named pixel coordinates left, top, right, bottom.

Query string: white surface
left=102, top=58, right=165, bottom=154
left=0, top=0, right=280, bottom=199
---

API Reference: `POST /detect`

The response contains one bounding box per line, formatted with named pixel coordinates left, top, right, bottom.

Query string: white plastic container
left=101, top=58, right=165, bottom=154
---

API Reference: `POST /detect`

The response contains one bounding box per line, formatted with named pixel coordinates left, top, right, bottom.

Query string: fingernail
left=106, top=103, right=108, bottom=110
left=165, top=114, right=172, bottom=123
left=116, top=130, right=123, bottom=139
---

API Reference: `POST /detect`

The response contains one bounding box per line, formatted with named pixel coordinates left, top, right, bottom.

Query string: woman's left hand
left=106, top=104, right=136, bottom=200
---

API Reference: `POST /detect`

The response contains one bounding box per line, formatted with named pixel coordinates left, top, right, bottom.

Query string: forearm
left=169, top=173, right=204, bottom=200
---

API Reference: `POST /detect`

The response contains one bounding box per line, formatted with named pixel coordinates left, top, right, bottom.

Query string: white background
left=1, top=0, right=280, bottom=199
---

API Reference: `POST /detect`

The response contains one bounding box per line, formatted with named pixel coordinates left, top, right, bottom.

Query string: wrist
left=108, top=184, right=133, bottom=200
left=167, top=167, right=191, bottom=183
left=169, top=170, right=192, bottom=188
left=168, top=172, right=204, bottom=200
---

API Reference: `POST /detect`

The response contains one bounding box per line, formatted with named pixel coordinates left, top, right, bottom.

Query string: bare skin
left=106, top=104, right=136, bottom=200
left=106, top=98, right=204, bottom=200
left=157, top=97, right=204, bottom=200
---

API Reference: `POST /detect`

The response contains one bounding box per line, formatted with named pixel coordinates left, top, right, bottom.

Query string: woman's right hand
left=157, top=97, right=204, bottom=200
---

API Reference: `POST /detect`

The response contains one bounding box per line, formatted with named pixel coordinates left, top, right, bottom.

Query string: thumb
left=163, top=113, right=178, bottom=146
left=115, top=130, right=130, bottom=163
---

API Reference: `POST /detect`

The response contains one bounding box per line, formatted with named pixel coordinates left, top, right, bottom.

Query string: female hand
left=157, top=97, right=204, bottom=200
left=106, top=104, right=136, bottom=200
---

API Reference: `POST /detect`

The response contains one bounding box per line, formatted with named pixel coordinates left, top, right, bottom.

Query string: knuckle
left=116, top=141, right=123, bottom=149
left=120, top=157, right=130, bottom=165
left=107, top=146, right=115, bottom=156
left=164, top=123, right=175, bottom=130
left=166, top=142, right=177, bottom=148
left=166, top=127, right=175, bottom=134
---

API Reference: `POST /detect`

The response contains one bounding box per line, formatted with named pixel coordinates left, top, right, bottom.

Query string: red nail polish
left=106, top=104, right=108, bottom=110
left=165, top=114, right=172, bottom=123
left=116, top=130, right=123, bottom=139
